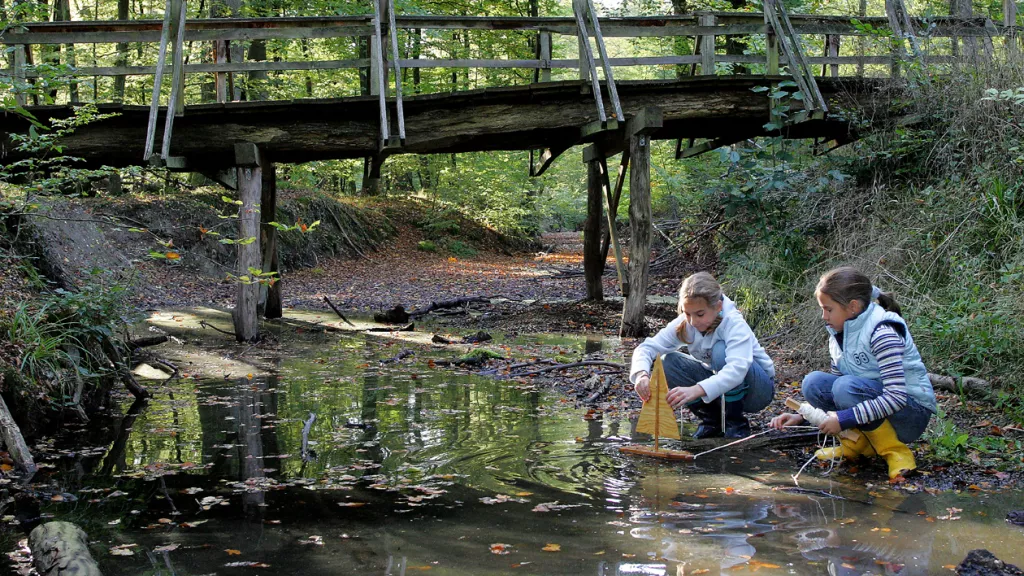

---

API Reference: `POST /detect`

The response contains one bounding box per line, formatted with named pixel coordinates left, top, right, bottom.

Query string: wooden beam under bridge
left=0, top=77, right=880, bottom=171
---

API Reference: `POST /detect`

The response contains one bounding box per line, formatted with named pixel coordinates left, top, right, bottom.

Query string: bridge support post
left=260, top=164, right=282, bottom=319
left=620, top=106, right=662, bottom=339
left=232, top=143, right=264, bottom=343
left=583, top=156, right=605, bottom=301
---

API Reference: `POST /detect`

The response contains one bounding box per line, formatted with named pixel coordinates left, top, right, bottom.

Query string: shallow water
left=11, top=310, right=1024, bottom=575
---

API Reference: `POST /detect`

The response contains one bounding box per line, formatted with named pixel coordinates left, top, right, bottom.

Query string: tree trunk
left=584, top=160, right=604, bottom=301
left=620, top=132, right=652, bottom=338
left=0, top=394, right=35, bottom=475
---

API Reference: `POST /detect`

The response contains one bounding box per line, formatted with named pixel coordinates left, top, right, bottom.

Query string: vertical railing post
left=539, top=31, right=552, bottom=82
left=857, top=0, right=867, bottom=76
left=700, top=13, right=716, bottom=74
left=13, top=40, right=27, bottom=108
left=215, top=39, right=229, bottom=102
left=826, top=34, right=840, bottom=77
left=1006, top=0, right=1019, bottom=55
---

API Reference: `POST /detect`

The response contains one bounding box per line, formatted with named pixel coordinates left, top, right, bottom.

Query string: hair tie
left=871, top=285, right=881, bottom=300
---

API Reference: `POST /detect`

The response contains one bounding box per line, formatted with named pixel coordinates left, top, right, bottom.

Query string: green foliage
left=417, top=240, right=437, bottom=252
left=442, top=239, right=478, bottom=258
left=925, top=411, right=971, bottom=462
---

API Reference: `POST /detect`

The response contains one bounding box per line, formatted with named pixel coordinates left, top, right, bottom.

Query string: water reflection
left=19, top=323, right=1024, bottom=575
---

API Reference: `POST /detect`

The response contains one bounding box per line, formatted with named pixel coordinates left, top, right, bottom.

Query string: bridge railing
left=1, top=9, right=1020, bottom=107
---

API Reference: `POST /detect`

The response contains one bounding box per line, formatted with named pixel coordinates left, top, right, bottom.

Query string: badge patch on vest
left=851, top=351, right=870, bottom=366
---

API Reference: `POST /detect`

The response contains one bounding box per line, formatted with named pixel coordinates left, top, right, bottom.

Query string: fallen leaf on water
left=158, top=518, right=173, bottom=524
left=406, top=566, right=432, bottom=571
left=224, top=562, right=270, bottom=568
left=225, top=549, right=242, bottom=556
left=154, top=544, right=179, bottom=553
left=109, top=544, right=137, bottom=556
left=515, top=492, right=533, bottom=497
left=943, top=565, right=957, bottom=570
left=490, top=543, right=512, bottom=555
left=724, top=487, right=735, bottom=495
left=838, top=518, right=856, bottom=524
left=338, top=502, right=366, bottom=507
left=691, top=570, right=710, bottom=575
left=542, top=543, right=561, bottom=552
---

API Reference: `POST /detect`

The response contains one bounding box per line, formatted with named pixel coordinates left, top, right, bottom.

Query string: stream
left=6, top=309, right=1024, bottom=575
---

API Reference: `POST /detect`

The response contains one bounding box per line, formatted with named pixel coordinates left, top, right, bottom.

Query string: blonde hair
left=675, top=272, right=724, bottom=343
left=816, top=266, right=902, bottom=316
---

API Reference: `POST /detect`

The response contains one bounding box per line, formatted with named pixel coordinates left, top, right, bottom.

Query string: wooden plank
left=539, top=31, right=552, bottom=81
left=626, top=105, right=663, bottom=136
left=233, top=161, right=262, bottom=343
left=387, top=0, right=406, bottom=142
left=371, top=0, right=388, bottom=145
left=584, top=159, right=605, bottom=301
left=142, top=0, right=174, bottom=163
left=585, top=0, right=624, bottom=121
left=215, top=39, right=228, bottom=103
left=601, top=153, right=629, bottom=296
left=574, top=0, right=605, bottom=121
left=700, top=14, right=716, bottom=75
left=235, top=142, right=262, bottom=166
left=826, top=34, right=840, bottom=77
left=160, top=0, right=187, bottom=159
left=621, top=127, right=652, bottom=337
left=13, top=42, right=26, bottom=107
left=1006, top=0, right=1018, bottom=27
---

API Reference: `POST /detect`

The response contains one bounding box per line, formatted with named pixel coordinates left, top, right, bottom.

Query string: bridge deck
left=1, top=76, right=879, bottom=171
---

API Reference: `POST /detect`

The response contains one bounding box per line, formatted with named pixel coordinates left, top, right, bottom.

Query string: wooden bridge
left=1, top=0, right=1020, bottom=340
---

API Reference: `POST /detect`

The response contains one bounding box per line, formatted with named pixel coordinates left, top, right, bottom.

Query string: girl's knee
left=801, top=371, right=833, bottom=401
left=831, top=375, right=878, bottom=408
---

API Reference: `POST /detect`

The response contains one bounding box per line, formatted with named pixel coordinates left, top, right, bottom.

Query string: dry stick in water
left=323, top=296, right=356, bottom=327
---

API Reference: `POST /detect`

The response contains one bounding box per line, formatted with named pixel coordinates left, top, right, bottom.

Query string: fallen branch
left=380, top=349, right=414, bottom=365
left=929, top=372, right=990, bottom=394
left=99, top=339, right=150, bottom=400
left=511, top=361, right=626, bottom=377
left=366, top=323, right=414, bottom=332
left=199, top=320, right=237, bottom=337
left=409, top=296, right=490, bottom=318
left=323, top=296, right=356, bottom=327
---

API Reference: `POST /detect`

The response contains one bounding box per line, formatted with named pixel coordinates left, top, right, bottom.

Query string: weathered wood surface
left=0, top=77, right=880, bottom=171
left=583, top=160, right=604, bottom=301
left=232, top=144, right=262, bottom=342
left=28, top=521, right=102, bottom=576
left=0, top=13, right=1001, bottom=45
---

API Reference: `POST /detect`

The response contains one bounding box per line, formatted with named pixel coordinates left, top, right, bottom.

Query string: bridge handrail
left=0, top=12, right=1010, bottom=44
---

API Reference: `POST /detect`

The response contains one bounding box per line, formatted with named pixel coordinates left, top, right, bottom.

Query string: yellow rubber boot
left=815, top=430, right=876, bottom=462
left=861, top=419, right=917, bottom=479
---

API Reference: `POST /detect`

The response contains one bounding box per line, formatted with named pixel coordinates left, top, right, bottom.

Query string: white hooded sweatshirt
left=628, top=295, right=775, bottom=403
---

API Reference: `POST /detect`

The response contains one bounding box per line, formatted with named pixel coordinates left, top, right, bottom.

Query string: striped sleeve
left=837, top=324, right=910, bottom=429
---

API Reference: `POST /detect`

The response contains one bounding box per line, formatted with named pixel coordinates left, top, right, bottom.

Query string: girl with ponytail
left=770, top=267, right=937, bottom=480
left=630, top=272, right=776, bottom=439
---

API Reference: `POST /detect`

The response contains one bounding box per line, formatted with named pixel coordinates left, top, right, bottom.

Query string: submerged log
left=128, top=335, right=168, bottom=349
left=28, top=521, right=102, bottom=576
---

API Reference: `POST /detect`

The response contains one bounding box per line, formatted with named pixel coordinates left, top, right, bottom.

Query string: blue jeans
left=662, top=341, right=775, bottom=413
left=801, top=371, right=932, bottom=443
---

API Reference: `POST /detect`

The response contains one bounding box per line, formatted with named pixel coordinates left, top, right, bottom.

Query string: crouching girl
left=771, top=267, right=936, bottom=479
left=631, top=272, right=776, bottom=439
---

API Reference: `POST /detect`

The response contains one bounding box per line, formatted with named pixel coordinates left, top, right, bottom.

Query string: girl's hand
left=634, top=373, right=651, bottom=402
left=666, top=385, right=705, bottom=409
left=769, top=413, right=804, bottom=430
left=818, top=412, right=841, bottom=435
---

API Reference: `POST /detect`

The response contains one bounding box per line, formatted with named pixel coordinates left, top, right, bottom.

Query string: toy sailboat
left=619, top=357, right=694, bottom=461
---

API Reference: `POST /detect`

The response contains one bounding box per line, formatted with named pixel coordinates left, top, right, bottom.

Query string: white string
left=794, top=401, right=830, bottom=426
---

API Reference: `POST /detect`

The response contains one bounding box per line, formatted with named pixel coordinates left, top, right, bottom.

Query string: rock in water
left=1007, top=510, right=1024, bottom=526
left=956, top=549, right=1023, bottom=576
left=29, top=521, right=103, bottom=576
